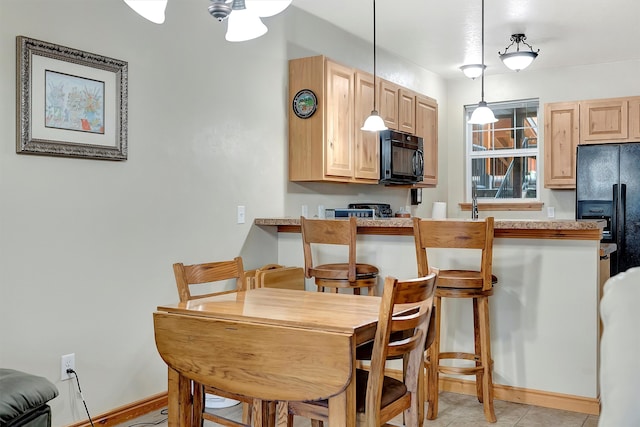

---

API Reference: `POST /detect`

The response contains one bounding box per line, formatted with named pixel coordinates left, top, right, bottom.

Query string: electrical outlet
left=547, top=206, right=555, bottom=218
left=61, top=353, right=75, bottom=381
left=237, top=206, right=245, bottom=224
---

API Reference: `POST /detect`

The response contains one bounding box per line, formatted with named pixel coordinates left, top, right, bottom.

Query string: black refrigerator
left=576, top=142, right=640, bottom=275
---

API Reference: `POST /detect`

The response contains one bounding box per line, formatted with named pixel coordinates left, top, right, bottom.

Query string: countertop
left=254, top=217, right=605, bottom=240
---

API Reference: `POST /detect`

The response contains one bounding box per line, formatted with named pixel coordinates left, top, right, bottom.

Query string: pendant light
left=468, top=0, right=497, bottom=125
left=499, top=33, right=540, bottom=71
left=361, top=0, right=388, bottom=132
left=123, top=0, right=168, bottom=24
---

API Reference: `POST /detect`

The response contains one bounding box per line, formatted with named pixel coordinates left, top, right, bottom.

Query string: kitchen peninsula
left=254, top=217, right=606, bottom=415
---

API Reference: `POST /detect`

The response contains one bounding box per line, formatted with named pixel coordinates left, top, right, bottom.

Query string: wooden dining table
left=154, top=287, right=395, bottom=427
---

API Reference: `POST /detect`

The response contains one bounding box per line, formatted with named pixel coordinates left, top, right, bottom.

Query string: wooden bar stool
left=413, top=217, right=498, bottom=423
left=300, top=216, right=378, bottom=295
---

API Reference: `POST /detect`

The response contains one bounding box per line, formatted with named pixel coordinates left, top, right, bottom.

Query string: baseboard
left=66, top=392, right=167, bottom=427
left=65, top=370, right=600, bottom=426
left=384, top=367, right=600, bottom=416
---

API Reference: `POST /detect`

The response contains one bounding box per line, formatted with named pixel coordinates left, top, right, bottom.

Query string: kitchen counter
left=254, top=217, right=605, bottom=240
left=255, top=216, right=605, bottom=413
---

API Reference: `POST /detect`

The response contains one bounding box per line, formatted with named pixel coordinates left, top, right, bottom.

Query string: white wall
left=445, top=60, right=640, bottom=220
left=0, top=1, right=446, bottom=425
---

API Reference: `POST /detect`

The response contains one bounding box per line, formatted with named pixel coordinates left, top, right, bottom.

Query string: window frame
left=465, top=98, right=540, bottom=204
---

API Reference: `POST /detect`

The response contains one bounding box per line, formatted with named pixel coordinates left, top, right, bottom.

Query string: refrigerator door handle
left=612, top=184, right=618, bottom=242
left=620, top=183, right=626, bottom=253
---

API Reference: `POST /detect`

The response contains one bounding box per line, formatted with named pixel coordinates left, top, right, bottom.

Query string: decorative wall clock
left=292, top=89, right=317, bottom=119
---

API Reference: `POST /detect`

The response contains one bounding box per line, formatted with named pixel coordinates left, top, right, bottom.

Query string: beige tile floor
left=115, top=392, right=599, bottom=427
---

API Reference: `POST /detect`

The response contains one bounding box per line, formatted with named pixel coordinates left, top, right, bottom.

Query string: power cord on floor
left=67, top=369, right=95, bottom=427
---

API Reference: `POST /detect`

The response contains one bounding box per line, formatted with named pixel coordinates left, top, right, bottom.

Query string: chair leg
left=478, top=296, right=496, bottom=423
left=426, top=295, right=442, bottom=420
left=242, top=402, right=252, bottom=425
left=473, top=298, right=484, bottom=403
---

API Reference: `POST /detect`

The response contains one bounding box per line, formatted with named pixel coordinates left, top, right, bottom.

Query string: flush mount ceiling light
left=468, top=0, right=497, bottom=125
left=459, top=64, right=486, bottom=80
left=499, top=33, right=540, bottom=71
left=361, top=0, right=388, bottom=132
left=123, top=0, right=168, bottom=24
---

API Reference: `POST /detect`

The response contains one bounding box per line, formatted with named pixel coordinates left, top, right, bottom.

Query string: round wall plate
left=292, top=89, right=317, bottom=119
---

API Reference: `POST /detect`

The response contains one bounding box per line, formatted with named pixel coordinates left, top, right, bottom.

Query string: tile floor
left=115, top=392, right=599, bottom=427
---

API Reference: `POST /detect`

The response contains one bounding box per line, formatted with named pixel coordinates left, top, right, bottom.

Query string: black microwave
left=379, top=130, right=424, bottom=184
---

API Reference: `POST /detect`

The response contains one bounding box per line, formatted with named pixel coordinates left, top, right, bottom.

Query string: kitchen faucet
left=472, top=181, right=479, bottom=219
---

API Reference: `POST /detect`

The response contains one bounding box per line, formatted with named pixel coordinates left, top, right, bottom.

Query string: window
left=466, top=99, right=539, bottom=202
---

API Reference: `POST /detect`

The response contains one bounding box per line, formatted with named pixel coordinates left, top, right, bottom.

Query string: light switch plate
left=547, top=207, right=555, bottom=218
left=237, top=206, right=245, bottom=224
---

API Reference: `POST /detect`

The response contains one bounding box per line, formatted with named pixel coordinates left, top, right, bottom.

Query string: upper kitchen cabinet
left=544, top=96, right=640, bottom=189
left=379, top=79, right=399, bottom=130
left=414, top=95, right=438, bottom=186
left=288, top=56, right=379, bottom=184
left=398, top=89, right=416, bottom=134
left=379, top=80, right=416, bottom=134
left=544, top=102, right=579, bottom=189
left=354, top=71, right=380, bottom=181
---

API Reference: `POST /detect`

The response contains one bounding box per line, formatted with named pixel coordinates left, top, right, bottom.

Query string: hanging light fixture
left=459, top=64, right=486, bottom=80
left=362, top=0, right=388, bottom=132
left=468, top=0, right=497, bottom=125
left=123, top=0, right=168, bottom=24
left=499, top=33, right=540, bottom=71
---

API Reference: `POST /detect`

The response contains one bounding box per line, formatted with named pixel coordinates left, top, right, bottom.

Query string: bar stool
left=412, top=217, right=498, bottom=423
left=300, top=216, right=378, bottom=295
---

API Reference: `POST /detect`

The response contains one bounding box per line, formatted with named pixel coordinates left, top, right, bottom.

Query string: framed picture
left=16, top=36, right=128, bottom=160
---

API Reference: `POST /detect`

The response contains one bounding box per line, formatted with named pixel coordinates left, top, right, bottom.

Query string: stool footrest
left=437, top=352, right=493, bottom=376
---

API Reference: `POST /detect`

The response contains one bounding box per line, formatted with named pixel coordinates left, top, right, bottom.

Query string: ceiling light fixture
left=468, top=0, right=497, bottom=125
left=123, top=0, right=168, bottom=24
left=499, top=33, right=540, bottom=71
left=459, top=64, right=486, bottom=80
left=361, top=0, right=388, bottom=132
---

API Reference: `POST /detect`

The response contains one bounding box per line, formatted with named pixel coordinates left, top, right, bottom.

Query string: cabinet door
left=580, top=99, right=628, bottom=143
left=415, top=95, right=438, bottom=186
left=398, top=89, right=416, bottom=134
left=379, top=79, right=399, bottom=130
left=629, top=97, right=640, bottom=140
left=325, top=60, right=355, bottom=178
left=544, top=102, right=579, bottom=189
left=354, top=72, right=380, bottom=181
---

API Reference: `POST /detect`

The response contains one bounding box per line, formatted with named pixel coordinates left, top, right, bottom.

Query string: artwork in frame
left=16, top=36, right=128, bottom=160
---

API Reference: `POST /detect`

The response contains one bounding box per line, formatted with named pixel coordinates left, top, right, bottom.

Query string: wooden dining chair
left=300, top=216, right=378, bottom=295
left=277, top=273, right=437, bottom=427
left=172, top=257, right=254, bottom=427
left=413, top=217, right=498, bottom=423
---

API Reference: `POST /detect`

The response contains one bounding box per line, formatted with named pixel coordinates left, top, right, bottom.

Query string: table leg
left=167, top=367, right=192, bottom=427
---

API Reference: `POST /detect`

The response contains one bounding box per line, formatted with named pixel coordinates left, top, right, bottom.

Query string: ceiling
left=292, top=0, right=640, bottom=80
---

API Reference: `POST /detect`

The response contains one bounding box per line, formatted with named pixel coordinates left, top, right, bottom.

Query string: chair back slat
left=173, top=257, right=246, bottom=302
left=364, top=273, right=437, bottom=425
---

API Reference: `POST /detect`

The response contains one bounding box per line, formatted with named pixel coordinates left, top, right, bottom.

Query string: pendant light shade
left=499, top=34, right=540, bottom=71
left=460, top=64, right=486, bottom=80
left=245, top=0, right=292, bottom=17
left=362, top=111, right=387, bottom=132
left=362, top=0, right=388, bottom=132
left=123, top=0, right=167, bottom=24
left=467, top=0, right=497, bottom=125
left=225, top=0, right=267, bottom=42
left=468, top=101, right=497, bottom=124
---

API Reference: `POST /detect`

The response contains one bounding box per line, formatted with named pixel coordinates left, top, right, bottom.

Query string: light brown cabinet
left=544, top=102, right=580, bottom=189
left=289, top=55, right=438, bottom=185
left=379, top=79, right=399, bottom=130
left=288, top=56, right=379, bottom=184
left=415, top=95, right=438, bottom=186
left=545, top=96, right=640, bottom=189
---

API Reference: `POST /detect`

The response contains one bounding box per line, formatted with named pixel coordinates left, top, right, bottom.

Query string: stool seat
left=437, top=270, right=498, bottom=289
left=301, top=216, right=379, bottom=296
